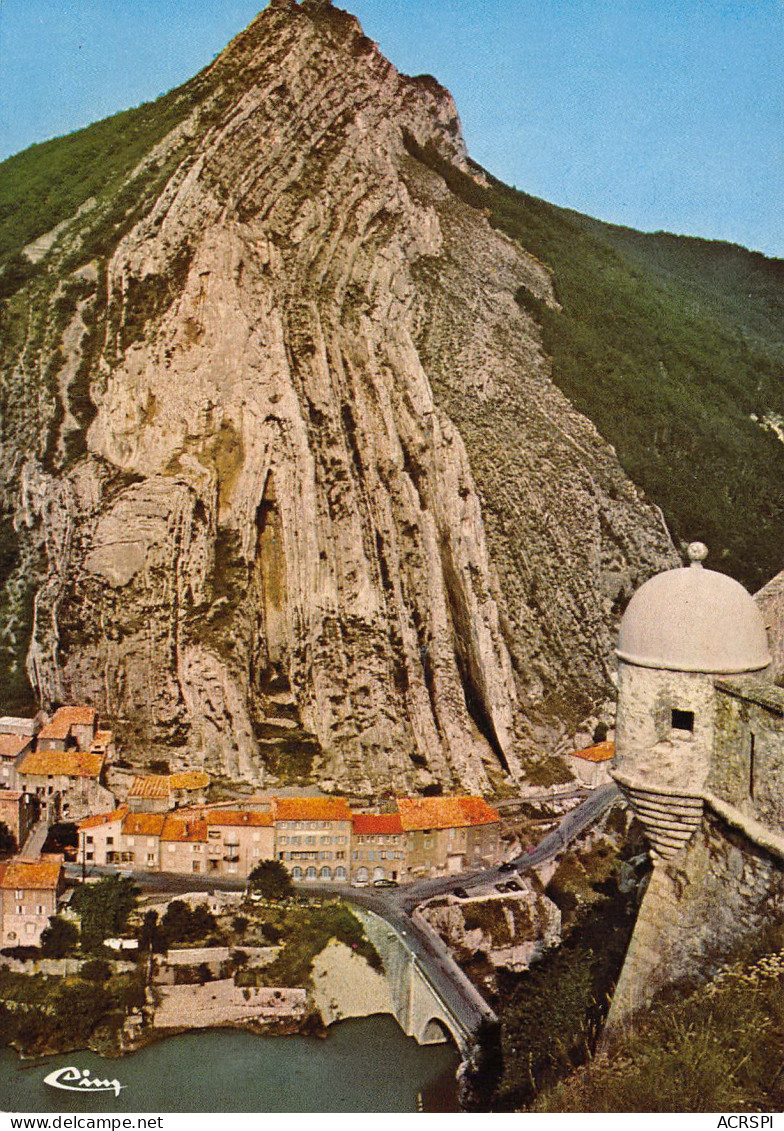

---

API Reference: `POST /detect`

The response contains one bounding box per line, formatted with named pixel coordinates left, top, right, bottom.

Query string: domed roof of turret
left=616, top=543, right=771, bottom=674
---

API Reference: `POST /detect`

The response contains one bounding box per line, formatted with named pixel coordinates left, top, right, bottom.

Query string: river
left=0, top=1017, right=461, bottom=1113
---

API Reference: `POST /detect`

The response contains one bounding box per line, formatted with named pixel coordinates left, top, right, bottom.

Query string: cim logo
left=43, top=1066, right=124, bottom=1097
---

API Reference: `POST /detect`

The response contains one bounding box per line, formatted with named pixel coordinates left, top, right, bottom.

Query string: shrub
left=40, top=916, right=79, bottom=958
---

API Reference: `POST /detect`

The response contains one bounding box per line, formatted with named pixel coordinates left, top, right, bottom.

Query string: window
left=36, top=905, right=43, bottom=915
left=106, top=837, right=114, bottom=846
left=14, top=890, right=23, bottom=900
left=671, top=709, right=694, bottom=733
left=209, top=830, right=221, bottom=840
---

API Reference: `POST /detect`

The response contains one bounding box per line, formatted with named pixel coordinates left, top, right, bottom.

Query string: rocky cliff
left=0, top=0, right=677, bottom=793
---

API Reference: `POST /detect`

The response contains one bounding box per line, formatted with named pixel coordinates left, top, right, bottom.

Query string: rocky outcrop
left=0, top=0, right=676, bottom=791
left=421, top=887, right=561, bottom=974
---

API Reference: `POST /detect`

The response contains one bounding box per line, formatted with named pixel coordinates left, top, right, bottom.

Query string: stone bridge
left=352, top=905, right=482, bottom=1056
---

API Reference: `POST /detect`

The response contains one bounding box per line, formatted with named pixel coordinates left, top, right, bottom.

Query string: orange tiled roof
left=129, top=771, right=208, bottom=799
left=122, top=812, right=167, bottom=837
left=352, top=813, right=403, bottom=835
left=1, top=858, right=62, bottom=890
left=397, top=796, right=500, bottom=831
left=90, top=730, right=114, bottom=750
left=52, top=706, right=98, bottom=727
left=160, top=814, right=207, bottom=843
left=168, top=771, right=209, bottom=791
left=128, top=774, right=170, bottom=799
left=19, top=749, right=105, bottom=779
left=79, top=806, right=128, bottom=831
left=37, top=719, right=72, bottom=741
left=0, top=734, right=30, bottom=759
left=206, top=810, right=274, bottom=828
left=273, top=797, right=352, bottom=822
left=569, top=740, right=615, bottom=764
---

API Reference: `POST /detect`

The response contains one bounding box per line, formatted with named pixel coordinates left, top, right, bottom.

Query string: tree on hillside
left=71, top=875, right=139, bottom=950
left=40, top=916, right=79, bottom=957
left=159, top=900, right=217, bottom=946
left=248, top=860, right=294, bottom=901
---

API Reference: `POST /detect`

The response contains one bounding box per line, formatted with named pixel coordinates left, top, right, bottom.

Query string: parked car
left=495, top=882, right=510, bottom=893
left=453, top=886, right=470, bottom=899
left=505, top=880, right=522, bottom=892
left=373, top=878, right=399, bottom=888
left=352, top=878, right=370, bottom=887
left=498, top=861, right=516, bottom=873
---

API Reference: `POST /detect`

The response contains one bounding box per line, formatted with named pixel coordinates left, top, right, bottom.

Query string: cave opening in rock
left=253, top=474, right=289, bottom=692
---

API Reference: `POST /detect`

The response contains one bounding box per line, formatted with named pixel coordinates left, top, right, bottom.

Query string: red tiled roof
left=0, top=734, right=30, bottom=759
left=568, top=740, right=615, bottom=764
left=160, top=815, right=207, bottom=843
left=79, top=806, right=128, bottom=831
left=396, top=796, right=500, bottom=831
left=128, top=771, right=209, bottom=799
left=352, top=813, right=403, bottom=835
left=168, top=771, right=209, bottom=791
left=128, top=775, right=169, bottom=799
left=19, top=749, right=105, bottom=778
left=52, top=706, right=98, bottom=727
left=123, top=812, right=166, bottom=837
left=0, top=858, right=62, bottom=890
left=206, top=810, right=273, bottom=828
left=273, top=797, right=352, bottom=822
left=90, top=730, right=114, bottom=751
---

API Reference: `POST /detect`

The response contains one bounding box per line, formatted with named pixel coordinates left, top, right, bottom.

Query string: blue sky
left=0, top=0, right=781, bottom=257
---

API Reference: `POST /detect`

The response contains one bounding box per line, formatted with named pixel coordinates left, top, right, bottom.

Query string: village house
left=0, top=733, right=33, bottom=791
left=274, top=797, right=352, bottom=882
left=36, top=706, right=103, bottom=753
left=351, top=812, right=406, bottom=883
left=160, top=813, right=209, bottom=875
left=0, top=791, right=39, bottom=854
left=122, top=811, right=166, bottom=870
left=0, top=855, right=65, bottom=947
left=205, top=811, right=275, bottom=878
left=564, top=739, right=615, bottom=788
left=126, top=771, right=210, bottom=813
left=397, top=796, right=502, bottom=879
left=17, top=747, right=113, bottom=822
left=78, top=806, right=129, bottom=867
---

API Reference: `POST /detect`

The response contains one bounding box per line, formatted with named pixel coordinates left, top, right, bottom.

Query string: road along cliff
left=0, top=0, right=676, bottom=793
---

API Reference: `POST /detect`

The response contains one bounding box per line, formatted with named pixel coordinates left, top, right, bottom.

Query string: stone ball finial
left=686, top=541, right=708, bottom=567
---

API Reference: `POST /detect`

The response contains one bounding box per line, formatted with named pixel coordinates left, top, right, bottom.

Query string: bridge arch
left=420, top=1016, right=458, bottom=1047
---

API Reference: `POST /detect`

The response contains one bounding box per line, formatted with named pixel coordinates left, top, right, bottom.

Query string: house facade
left=0, top=855, right=65, bottom=947
left=274, top=797, right=352, bottom=882
left=397, top=797, right=502, bottom=879
left=0, top=791, right=39, bottom=853
left=351, top=813, right=406, bottom=882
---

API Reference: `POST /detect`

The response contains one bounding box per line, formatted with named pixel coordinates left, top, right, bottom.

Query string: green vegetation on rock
left=405, top=135, right=784, bottom=591
left=534, top=935, right=784, bottom=1113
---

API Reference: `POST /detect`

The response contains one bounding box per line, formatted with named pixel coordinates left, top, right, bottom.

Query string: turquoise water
left=0, top=1017, right=460, bottom=1113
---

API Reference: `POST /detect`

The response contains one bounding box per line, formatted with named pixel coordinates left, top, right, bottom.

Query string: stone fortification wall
left=607, top=809, right=784, bottom=1029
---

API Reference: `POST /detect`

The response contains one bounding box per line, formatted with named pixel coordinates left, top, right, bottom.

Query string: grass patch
left=240, top=901, right=381, bottom=988
left=534, top=937, right=784, bottom=1112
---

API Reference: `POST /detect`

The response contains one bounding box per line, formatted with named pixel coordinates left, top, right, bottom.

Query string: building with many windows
left=351, top=812, right=405, bottom=882
left=397, top=796, right=502, bottom=878
left=273, top=797, right=352, bottom=882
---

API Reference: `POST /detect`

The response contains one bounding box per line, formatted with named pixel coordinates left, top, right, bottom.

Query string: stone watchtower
left=607, top=543, right=784, bottom=1027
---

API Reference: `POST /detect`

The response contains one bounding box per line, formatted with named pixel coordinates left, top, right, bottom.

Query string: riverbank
left=0, top=1018, right=461, bottom=1112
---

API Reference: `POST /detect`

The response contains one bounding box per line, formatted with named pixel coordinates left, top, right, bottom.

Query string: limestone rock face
left=421, top=887, right=561, bottom=973
left=1, top=1, right=676, bottom=791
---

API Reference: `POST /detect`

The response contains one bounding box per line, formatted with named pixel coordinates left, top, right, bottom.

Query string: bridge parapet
left=352, top=906, right=474, bottom=1055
